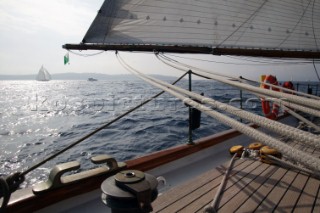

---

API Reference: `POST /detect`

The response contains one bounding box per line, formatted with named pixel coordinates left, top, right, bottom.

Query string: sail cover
left=70, top=0, right=320, bottom=57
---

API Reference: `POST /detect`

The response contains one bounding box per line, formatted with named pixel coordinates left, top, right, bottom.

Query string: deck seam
left=192, top=160, right=266, bottom=212
left=176, top=160, right=261, bottom=213
left=235, top=166, right=288, bottom=213
left=311, top=183, right=320, bottom=212
left=153, top=159, right=249, bottom=212
left=174, top=160, right=259, bottom=213
left=271, top=170, right=300, bottom=212
left=217, top=162, right=275, bottom=212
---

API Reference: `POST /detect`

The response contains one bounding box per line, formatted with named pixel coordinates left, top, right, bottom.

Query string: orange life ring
left=260, top=75, right=280, bottom=120
left=282, top=81, right=295, bottom=94
left=282, top=81, right=295, bottom=113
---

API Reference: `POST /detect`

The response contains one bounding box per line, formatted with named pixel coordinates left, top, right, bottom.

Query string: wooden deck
left=152, top=141, right=320, bottom=212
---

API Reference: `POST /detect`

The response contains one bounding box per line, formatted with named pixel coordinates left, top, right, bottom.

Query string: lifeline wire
left=20, top=72, right=188, bottom=177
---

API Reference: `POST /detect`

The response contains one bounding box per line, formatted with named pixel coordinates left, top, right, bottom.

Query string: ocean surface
left=0, top=79, right=317, bottom=187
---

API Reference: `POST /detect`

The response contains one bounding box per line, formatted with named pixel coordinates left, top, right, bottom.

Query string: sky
left=0, top=0, right=319, bottom=81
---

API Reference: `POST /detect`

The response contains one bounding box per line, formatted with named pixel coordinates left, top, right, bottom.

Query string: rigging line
left=204, top=153, right=237, bottom=213
left=158, top=53, right=320, bottom=110
left=127, top=65, right=320, bottom=146
left=277, top=0, right=313, bottom=48
left=240, top=76, right=320, bottom=100
left=155, top=53, right=191, bottom=72
left=118, top=57, right=320, bottom=172
left=226, top=55, right=320, bottom=64
left=160, top=53, right=320, bottom=100
left=266, top=155, right=320, bottom=179
left=216, top=0, right=268, bottom=48
left=157, top=53, right=235, bottom=80
left=313, top=60, right=320, bottom=82
left=67, top=49, right=105, bottom=57
left=118, top=52, right=320, bottom=143
left=20, top=71, right=188, bottom=177
left=249, top=91, right=320, bottom=127
left=282, top=105, right=320, bottom=132
left=165, top=53, right=314, bottom=65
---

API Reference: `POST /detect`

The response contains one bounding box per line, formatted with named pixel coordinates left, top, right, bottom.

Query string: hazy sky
left=0, top=0, right=319, bottom=81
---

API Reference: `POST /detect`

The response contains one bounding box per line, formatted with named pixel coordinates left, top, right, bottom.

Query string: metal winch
left=101, top=170, right=158, bottom=213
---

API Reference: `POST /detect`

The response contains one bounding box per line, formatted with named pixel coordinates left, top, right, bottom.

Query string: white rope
left=266, top=155, right=320, bottom=179
left=161, top=53, right=320, bottom=100
left=157, top=54, right=320, bottom=110
left=192, top=69, right=320, bottom=111
left=116, top=54, right=320, bottom=173
left=249, top=91, right=320, bottom=129
left=204, top=153, right=237, bottom=213
left=248, top=79, right=320, bottom=100
left=159, top=54, right=320, bottom=118
left=256, top=93, right=320, bottom=118
left=140, top=73, right=320, bottom=149
left=283, top=106, right=320, bottom=132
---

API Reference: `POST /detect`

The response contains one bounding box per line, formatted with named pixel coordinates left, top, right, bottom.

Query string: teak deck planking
left=152, top=140, right=320, bottom=212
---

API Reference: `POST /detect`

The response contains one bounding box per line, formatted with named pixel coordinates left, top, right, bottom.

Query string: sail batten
left=65, top=0, right=320, bottom=58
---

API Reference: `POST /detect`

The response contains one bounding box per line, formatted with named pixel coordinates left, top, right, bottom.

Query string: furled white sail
left=84, top=1, right=319, bottom=50
left=36, top=65, right=51, bottom=81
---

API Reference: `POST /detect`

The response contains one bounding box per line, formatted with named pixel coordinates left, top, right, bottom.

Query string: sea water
left=0, top=78, right=295, bottom=187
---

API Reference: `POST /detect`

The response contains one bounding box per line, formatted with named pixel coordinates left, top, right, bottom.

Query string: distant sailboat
left=36, top=65, right=51, bottom=81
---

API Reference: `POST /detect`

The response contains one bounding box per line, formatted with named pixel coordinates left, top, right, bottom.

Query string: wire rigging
left=67, top=50, right=105, bottom=57
left=165, top=53, right=317, bottom=65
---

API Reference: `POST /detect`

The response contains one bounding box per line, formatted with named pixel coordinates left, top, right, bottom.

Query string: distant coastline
left=0, top=73, right=176, bottom=81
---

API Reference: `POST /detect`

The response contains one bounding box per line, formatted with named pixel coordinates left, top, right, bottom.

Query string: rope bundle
left=117, top=53, right=320, bottom=173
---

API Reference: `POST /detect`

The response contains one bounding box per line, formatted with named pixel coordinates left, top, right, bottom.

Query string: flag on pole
left=64, top=53, right=70, bottom=65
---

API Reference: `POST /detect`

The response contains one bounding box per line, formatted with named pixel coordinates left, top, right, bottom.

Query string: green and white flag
left=64, top=53, right=69, bottom=65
